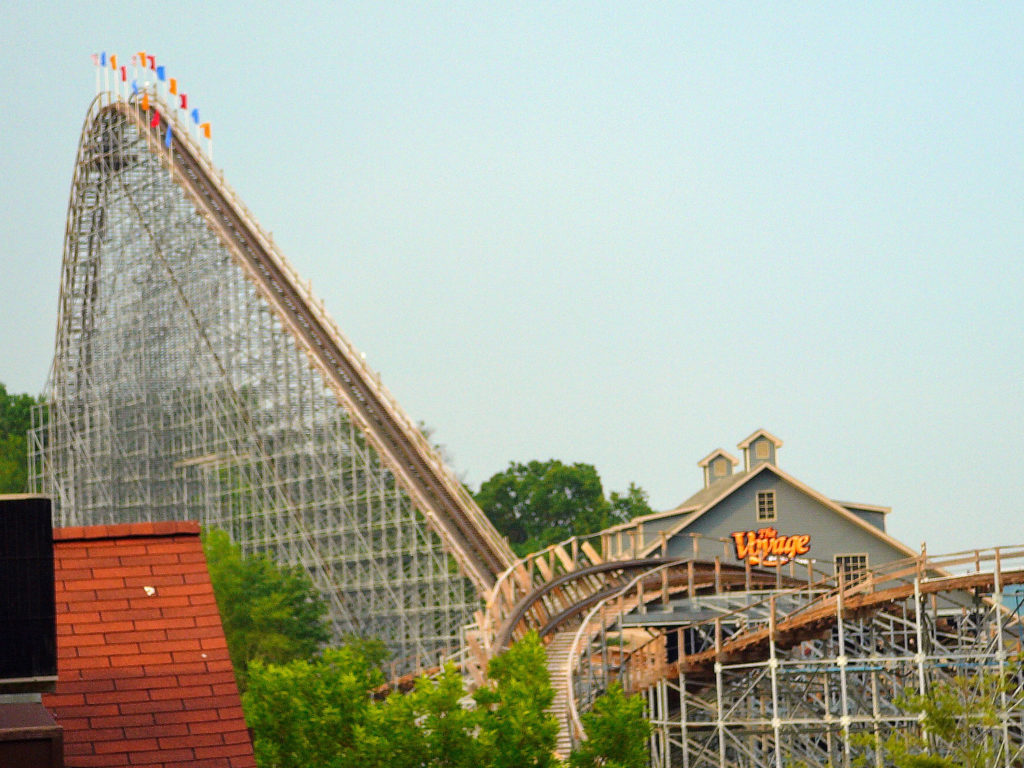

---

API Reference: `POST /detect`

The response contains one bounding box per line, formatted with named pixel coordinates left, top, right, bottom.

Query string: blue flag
left=191, top=108, right=200, bottom=124
left=165, top=125, right=172, bottom=148
left=100, top=52, right=107, bottom=67
left=131, top=79, right=139, bottom=95
left=156, top=65, right=166, bottom=81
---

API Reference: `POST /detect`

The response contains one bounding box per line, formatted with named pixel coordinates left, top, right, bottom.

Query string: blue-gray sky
left=1, top=3, right=1021, bottom=555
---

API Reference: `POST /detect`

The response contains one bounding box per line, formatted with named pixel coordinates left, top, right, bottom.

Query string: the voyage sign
left=730, top=527, right=810, bottom=567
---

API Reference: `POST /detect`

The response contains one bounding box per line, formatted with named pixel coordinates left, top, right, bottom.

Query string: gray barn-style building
left=602, top=429, right=916, bottom=581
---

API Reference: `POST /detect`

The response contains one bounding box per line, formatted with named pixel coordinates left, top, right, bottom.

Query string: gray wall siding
left=746, top=437, right=777, bottom=469
left=845, top=508, right=886, bottom=532
left=664, top=473, right=909, bottom=575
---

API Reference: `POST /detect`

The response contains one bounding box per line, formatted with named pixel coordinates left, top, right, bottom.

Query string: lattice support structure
left=568, top=550, right=1024, bottom=768
left=30, top=91, right=513, bottom=673
left=646, top=592, right=1024, bottom=768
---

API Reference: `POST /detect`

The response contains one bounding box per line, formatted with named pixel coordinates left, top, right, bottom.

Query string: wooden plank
left=552, top=544, right=576, bottom=572
left=581, top=541, right=603, bottom=565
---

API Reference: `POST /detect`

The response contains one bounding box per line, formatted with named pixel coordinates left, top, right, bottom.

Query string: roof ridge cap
left=53, top=520, right=201, bottom=541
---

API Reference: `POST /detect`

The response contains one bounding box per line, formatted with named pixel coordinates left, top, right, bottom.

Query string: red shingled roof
left=42, top=521, right=256, bottom=768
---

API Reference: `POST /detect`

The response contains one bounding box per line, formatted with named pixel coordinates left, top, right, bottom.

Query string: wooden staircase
left=546, top=630, right=578, bottom=759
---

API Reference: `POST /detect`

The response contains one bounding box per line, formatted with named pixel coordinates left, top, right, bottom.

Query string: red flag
left=151, top=110, right=160, bottom=128
left=147, top=55, right=155, bottom=69
left=179, top=93, right=187, bottom=109
left=120, top=66, right=127, bottom=82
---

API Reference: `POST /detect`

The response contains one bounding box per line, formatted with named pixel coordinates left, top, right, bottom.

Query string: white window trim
left=756, top=490, right=776, bottom=522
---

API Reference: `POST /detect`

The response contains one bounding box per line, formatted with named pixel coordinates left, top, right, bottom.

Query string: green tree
left=203, top=529, right=331, bottom=689
left=476, top=460, right=653, bottom=556
left=0, top=383, right=41, bottom=493
left=244, top=643, right=385, bottom=768
left=474, top=631, right=560, bottom=768
left=570, top=682, right=651, bottom=768
left=608, top=483, right=654, bottom=525
left=360, top=664, right=483, bottom=768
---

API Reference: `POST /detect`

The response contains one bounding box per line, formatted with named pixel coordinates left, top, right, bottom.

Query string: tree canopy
left=203, top=529, right=331, bottom=690
left=243, top=630, right=648, bottom=768
left=475, top=460, right=654, bottom=555
left=0, top=382, right=41, bottom=493
left=569, top=682, right=650, bottom=768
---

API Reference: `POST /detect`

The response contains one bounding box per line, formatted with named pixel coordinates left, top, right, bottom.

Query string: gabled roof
left=42, top=521, right=256, bottom=768
left=737, top=428, right=783, bottom=450
left=837, top=500, right=892, bottom=515
left=697, top=448, right=738, bottom=468
left=673, top=471, right=750, bottom=512
left=638, top=462, right=917, bottom=560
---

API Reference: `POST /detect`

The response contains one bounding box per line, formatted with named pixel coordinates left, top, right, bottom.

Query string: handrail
left=565, top=543, right=1024, bottom=746
left=617, top=543, right=1024, bottom=691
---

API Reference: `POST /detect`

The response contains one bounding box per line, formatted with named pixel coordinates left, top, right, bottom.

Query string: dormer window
left=738, top=429, right=783, bottom=471
left=698, top=449, right=738, bottom=488
left=756, top=490, right=776, bottom=521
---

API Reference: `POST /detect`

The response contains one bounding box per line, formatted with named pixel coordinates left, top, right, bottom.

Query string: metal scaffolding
left=563, top=546, right=1024, bottom=767
left=29, top=91, right=513, bottom=673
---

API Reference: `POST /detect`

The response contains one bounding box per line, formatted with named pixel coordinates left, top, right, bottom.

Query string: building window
left=756, top=490, right=776, bottom=521
left=835, top=554, right=869, bottom=586
left=713, top=458, right=729, bottom=477
left=755, top=440, right=771, bottom=460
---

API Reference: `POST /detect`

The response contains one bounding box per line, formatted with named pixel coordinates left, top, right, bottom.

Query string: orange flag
left=110, top=54, right=118, bottom=70
left=141, top=93, right=150, bottom=111
left=201, top=123, right=211, bottom=139
left=169, top=78, right=177, bottom=95
left=138, top=51, right=146, bottom=68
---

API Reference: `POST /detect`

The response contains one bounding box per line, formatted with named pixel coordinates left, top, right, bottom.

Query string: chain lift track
left=32, top=92, right=515, bottom=671
left=140, top=99, right=514, bottom=591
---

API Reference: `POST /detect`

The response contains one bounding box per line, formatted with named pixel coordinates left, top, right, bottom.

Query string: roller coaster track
left=671, top=560, right=1024, bottom=682
left=104, top=96, right=514, bottom=593
left=590, top=546, right=1024, bottom=694
left=493, top=557, right=795, bottom=651
left=560, top=545, right=1024, bottom=763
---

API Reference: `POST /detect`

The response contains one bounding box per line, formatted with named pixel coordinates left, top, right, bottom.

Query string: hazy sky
left=1, top=3, right=1021, bottom=556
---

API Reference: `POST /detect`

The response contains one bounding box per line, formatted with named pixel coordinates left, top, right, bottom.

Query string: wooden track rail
left=494, top=558, right=794, bottom=650
left=671, top=565, right=1024, bottom=681
left=106, top=98, right=515, bottom=592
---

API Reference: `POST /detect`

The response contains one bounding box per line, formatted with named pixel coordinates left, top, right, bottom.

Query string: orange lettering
left=731, top=531, right=757, bottom=560
left=731, top=530, right=812, bottom=566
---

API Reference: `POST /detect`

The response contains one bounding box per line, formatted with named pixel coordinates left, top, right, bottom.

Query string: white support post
left=715, top=618, right=726, bottom=768
left=993, top=549, right=1012, bottom=768
left=836, top=576, right=851, bottom=768
left=769, top=596, right=782, bottom=768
